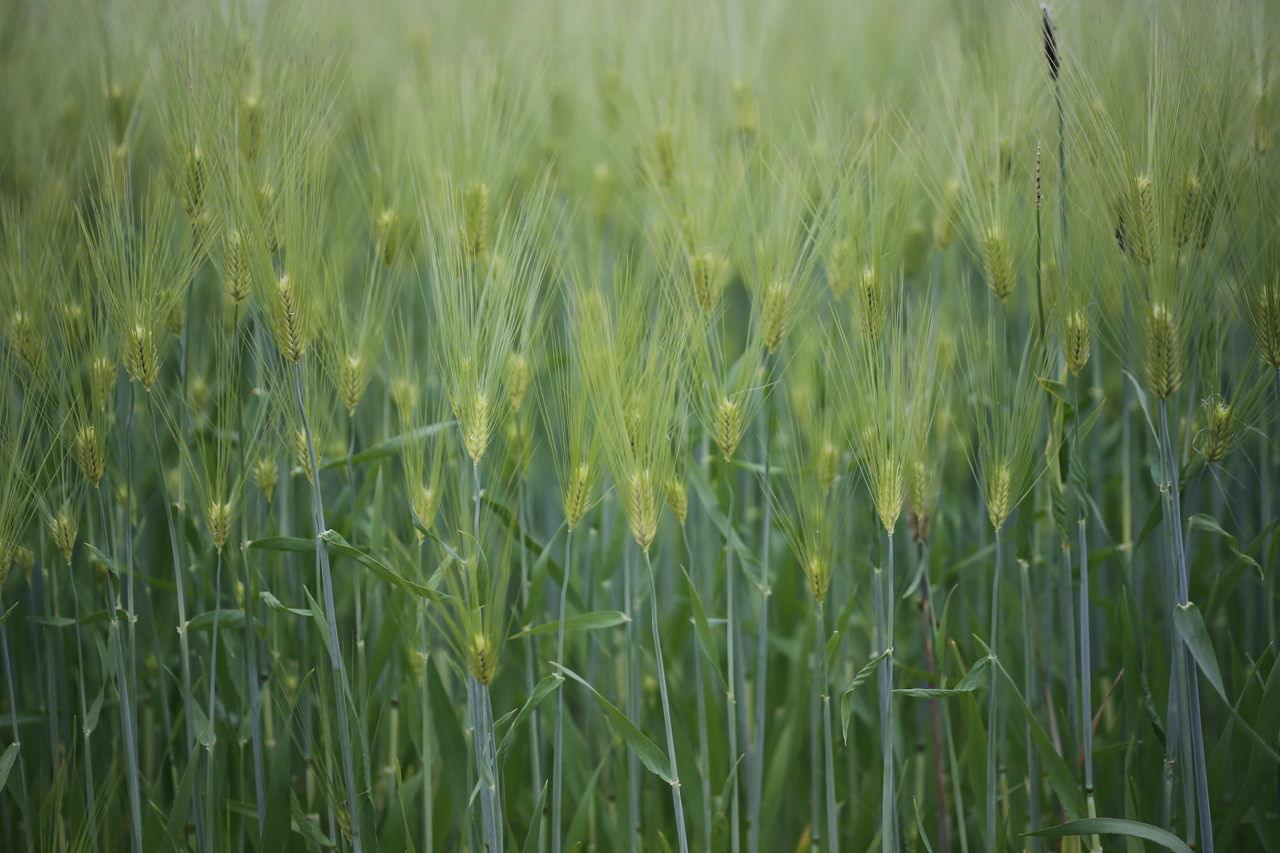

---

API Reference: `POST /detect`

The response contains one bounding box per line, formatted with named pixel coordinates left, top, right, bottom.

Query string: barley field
left=0, top=0, right=1278, bottom=851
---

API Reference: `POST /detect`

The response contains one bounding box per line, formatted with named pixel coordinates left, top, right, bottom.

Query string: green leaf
left=0, top=744, right=18, bottom=794
left=824, top=629, right=843, bottom=675
left=896, top=655, right=988, bottom=698
left=1172, top=601, right=1225, bottom=700
left=1189, top=514, right=1260, bottom=568
left=1122, top=370, right=1159, bottom=445
left=1173, top=601, right=1280, bottom=764
left=1027, top=818, right=1193, bottom=853
left=247, top=536, right=316, bottom=553
left=842, top=650, right=889, bottom=742
left=498, top=673, right=563, bottom=760
left=1078, top=400, right=1104, bottom=441
left=687, top=463, right=764, bottom=586
left=26, top=615, right=77, bottom=628
left=682, top=566, right=724, bottom=688
left=260, top=591, right=311, bottom=617
left=511, top=611, right=629, bottom=639
left=1216, top=650, right=1280, bottom=845
left=85, top=686, right=104, bottom=735
left=78, top=607, right=129, bottom=626
left=158, top=747, right=200, bottom=853
left=523, top=782, right=549, bottom=853
left=556, top=664, right=673, bottom=783
left=322, top=529, right=445, bottom=603
left=186, top=609, right=245, bottom=632
left=84, top=543, right=124, bottom=576
left=1035, top=375, right=1069, bottom=402
left=319, top=421, right=454, bottom=469
left=982, top=639, right=1086, bottom=819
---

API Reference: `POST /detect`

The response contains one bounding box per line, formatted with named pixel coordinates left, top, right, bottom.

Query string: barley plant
left=3, top=0, right=1280, bottom=852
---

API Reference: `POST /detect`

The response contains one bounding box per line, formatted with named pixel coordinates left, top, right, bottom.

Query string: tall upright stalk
left=517, top=420, right=545, bottom=853
left=685, top=518, right=713, bottom=849
left=624, top=536, right=640, bottom=853
left=1159, top=399, right=1212, bottom=853
left=1018, top=559, right=1040, bottom=853
left=818, top=605, right=838, bottom=853
left=67, top=563, right=98, bottom=851
left=917, top=548, right=950, bottom=853
left=293, top=361, right=362, bottom=853
left=986, top=527, right=1002, bottom=853
left=748, top=360, right=775, bottom=853
left=147, top=396, right=204, bottom=852
left=643, top=548, right=690, bottom=853
left=205, top=548, right=224, bottom=853
left=95, top=486, right=143, bottom=853
left=553, top=527, right=573, bottom=853
left=874, top=537, right=895, bottom=853
left=0, top=592, right=33, bottom=853
left=724, top=463, right=742, bottom=853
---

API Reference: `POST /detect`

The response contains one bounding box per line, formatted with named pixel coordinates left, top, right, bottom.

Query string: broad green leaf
left=323, top=529, right=445, bottom=602
left=0, top=744, right=18, bottom=794
left=1027, top=818, right=1193, bottom=853
left=556, top=664, right=673, bottom=783
left=523, top=782, right=549, bottom=853
left=84, top=543, right=124, bottom=576
left=158, top=747, right=200, bottom=853
left=842, top=650, right=889, bottom=742
left=682, top=566, right=724, bottom=688
left=260, top=590, right=311, bottom=617
left=1173, top=601, right=1280, bottom=764
left=319, top=420, right=454, bottom=469
left=896, top=655, right=988, bottom=698
left=511, top=611, right=629, bottom=639
left=26, top=615, right=77, bottom=627
left=85, top=686, right=104, bottom=734
left=186, top=609, right=245, bottom=632
left=499, top=673, right=563, bottom=760
left=1189, top=514, right=1259, bottom=568
left=1035, top=375, right=1069, bottom=401
left=687, top=463, right=764, bottom=586
left=247, top=536, right=315, bottom=553
left=983, top=640, right=1086, bottom=819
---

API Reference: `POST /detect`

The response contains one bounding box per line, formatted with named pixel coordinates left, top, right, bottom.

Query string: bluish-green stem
left=874, top=532, right=896, bottom=853
left=748, top=359, right=775, bottom=853
left=517, top=419, right=545, bottom=853
left=124, top=382, right=138, bottom=757
left=553, top=526, right=573, bottom=853
left=643, top=546, right=690, bottom=853
left=95, top=485, right=143, bottom=853
left=468, top=673, right=502, bottom=853
left=624, top=535, right=640, bottom=853
left=205, top=548, right=224, bottom=852
left=684, top=517, right=714, bottom=849
left=294, top=361, right=362, bottom=853
left=149, top=395, right=205, bottom=852
left=1018, top=558, right=1040, bottom=853
left=986, top=526, right=1002, bottom=853
left=0, top=590, right=34, bottom=853
left=810, top=616, right=821, bottom=853
left=68, top=559, right=98, bottom=851
left=818, top=605, right=838, bottom=853
left=1160, top=399, right=1212, bottom=853
left=921, top=560, right=967, bottom=853
left=723, top=461, right=742, bottom=853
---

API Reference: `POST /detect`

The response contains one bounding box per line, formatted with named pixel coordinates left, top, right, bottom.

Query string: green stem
left=986, top=527, right=1002, bottom=853
left=685, top=517, right=713, bottom=849
left=819, top=606, right=839, bottom=853
left=293, top=361, right=362, bottom=853
left=553, top=527, right=572, bottom=853
left=1018, top=559, right=1041, bottom=853
left=0, top=592, right=34, bottom=853
left=724, top=461, right=742, bottom=853
left=95, top=485, right=143, bottom=853
left=146, top=398, right=204, bottom=851
left=643, top=547, right=690, bottom=853
left=749, top=361, right=774, bottom=853
left=68, top=563, right=98, bottom=851
left=205, top=548, right=224, bottom=852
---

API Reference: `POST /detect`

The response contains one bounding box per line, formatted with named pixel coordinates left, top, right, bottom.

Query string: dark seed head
left=1042, top=5, right=1060, bottom=81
